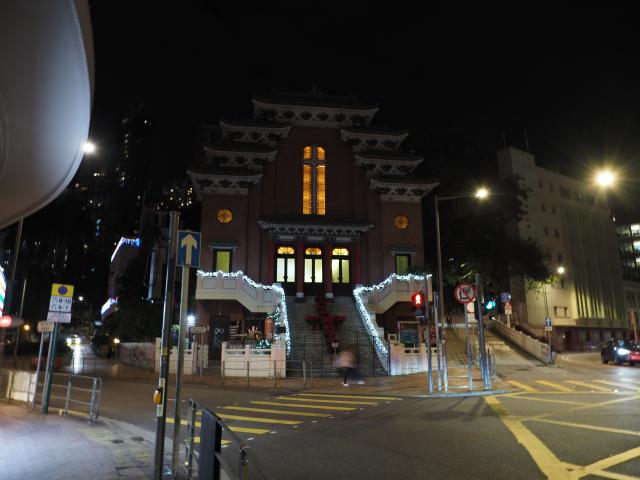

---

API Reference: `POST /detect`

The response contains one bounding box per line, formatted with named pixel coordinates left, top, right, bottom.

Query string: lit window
left=217, top=209, right=233, bottom=224
left=305, top=247, right=322, bottom=255
left=214, top=250, right=231, bottom=272
left=302, top=146, right=326, bottom=215
left=277, top=246, right=295, bottom=255
left=395, top=255, right=410, bottom=275
left=394, top=215, right=409, bottom=229
left=332, top=248, right=349, bottom=256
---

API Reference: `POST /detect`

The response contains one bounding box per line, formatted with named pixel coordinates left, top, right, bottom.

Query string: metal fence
left=183, top=398, right=269, bottom=480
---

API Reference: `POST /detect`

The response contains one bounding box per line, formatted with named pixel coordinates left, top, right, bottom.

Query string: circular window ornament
left=394, top=215, right=409, bottom=229
left=217, top=209, right=233, bottom=224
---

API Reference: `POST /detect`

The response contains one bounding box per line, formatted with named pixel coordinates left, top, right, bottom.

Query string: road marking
left=589, top=470, right=640, bottom=480
left=522, top=395, right=640, bottom=422
left=294, top=393, right=400, bottom=401
left=507, top=380, right=539, bottom=392
left=504, top=396, right=588, bottom=406
left=593, top=380, right=640, bottom=392
left=228, top=426, right=270, bottom=435
left=565, top=380, right=613, bottom=392
left=194, top=437, right=231, bottom=445
left=251, top=401, right=356, bottom=411
left=535, top=380, right=573, bottom=392
left=222, top=406, right=329, bottom=417
left=275, top=397, right=379, bottom=405
left=166, top=417, right=193, bottom=426
left=216, top=413, right=302, bottom=425
left=571, top=445, right=640, bottom=478
left=528, top=418, right=640, bottom=437
left=484, top=396, right=571, bottom=478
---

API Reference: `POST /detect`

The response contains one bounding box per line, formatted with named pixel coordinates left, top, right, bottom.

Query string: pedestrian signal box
left=411, top=291, right=425, bottom=308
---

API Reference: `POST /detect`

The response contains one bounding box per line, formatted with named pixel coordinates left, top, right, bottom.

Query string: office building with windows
left=188, top=89, right=436, bottom=363
left=498, top=147, right=628, bottom=351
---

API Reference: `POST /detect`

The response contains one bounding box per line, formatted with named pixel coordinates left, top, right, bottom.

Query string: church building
left=188, top=89, right=436, bottom=369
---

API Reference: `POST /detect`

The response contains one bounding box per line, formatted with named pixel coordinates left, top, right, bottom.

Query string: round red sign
left=454, top=283, right=477, bottom=304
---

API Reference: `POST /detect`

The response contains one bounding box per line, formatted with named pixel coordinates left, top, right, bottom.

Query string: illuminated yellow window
left=277, top=246, right=295, bottom=255
left=317, top=165, right=325, bottom=215
left=302, top=165, right=312, bottom=214
left=332, top=248, right=349, bottom=256
left=302, top=146, right=326, bottom=216
left=305, top=247, right=322, bottom=256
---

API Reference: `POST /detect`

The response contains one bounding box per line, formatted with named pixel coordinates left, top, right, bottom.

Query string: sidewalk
left=0, top=401, right=155, bottom=480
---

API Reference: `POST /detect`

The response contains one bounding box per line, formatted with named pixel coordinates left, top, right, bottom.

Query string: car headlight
left=617, top=348, right=630, bottom=355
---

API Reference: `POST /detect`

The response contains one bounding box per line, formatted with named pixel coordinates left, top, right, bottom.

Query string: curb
left=408, top=389, right=515, bottom=398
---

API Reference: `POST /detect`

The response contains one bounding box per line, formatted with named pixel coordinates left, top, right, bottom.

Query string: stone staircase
left=285, top=296, right=386, bottom=377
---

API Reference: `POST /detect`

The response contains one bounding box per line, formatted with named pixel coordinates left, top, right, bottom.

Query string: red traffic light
left=411, top=291, right=425, bottom=308
left=0, top=315, right=12, bottom=328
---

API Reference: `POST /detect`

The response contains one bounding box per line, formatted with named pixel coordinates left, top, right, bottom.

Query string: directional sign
left=504, top=301, right=512, bottom=315
left=47, top=311, right=72, bottom=323
left=454, top=283, right=477, bottom=304
left=544, top=316, right=553, bottom=332
left=38, top=321, right=55, bottom=333
left=177, top=230, right=201, bottom=267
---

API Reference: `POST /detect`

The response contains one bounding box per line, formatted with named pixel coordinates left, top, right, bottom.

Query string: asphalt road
left=94, top=346, right=640, bottom=479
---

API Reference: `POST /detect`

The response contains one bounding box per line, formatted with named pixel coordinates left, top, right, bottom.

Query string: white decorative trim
left=369, top=177, right=437, bottom=202
left=220, top=120, right=291, bottom=146
left=355, top=154, right=423, bottom=177
left=204, top=146, right=278, bottom=171
left=253, top=99, right=378, bottom=128
left=188, top=170, right=263, bottom=199
left=197, top=270, right=290, bottom=356
left=258, top=220, right=373, bottom=237
left=341, top=129, right=408, bottom=152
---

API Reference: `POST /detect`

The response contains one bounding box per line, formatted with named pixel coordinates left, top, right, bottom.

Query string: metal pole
left=475, top=273, right=491, bottom=389
left=426, top=303, right=433, bottom=393
left=41, top=323, right=60, bottom=414
left=171, top=266, right=189, bottom=476
left=434, top=196, right=444, bottom=387
left=434, top=293, right=442, bottom=390
left=154, top=211, right=179, bottom=480
left=464, top=309, right=473, bottom=391
left=12, top=276, right=28, bottom=366
left=32, top=332, right=46, bottom=410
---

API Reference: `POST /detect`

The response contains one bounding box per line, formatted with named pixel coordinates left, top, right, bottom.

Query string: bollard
left=88, top=377, right=98, bottom=422
left=246, top=361, right=250, bottom=387
left=222, top=360, right=225, bottom=385
left=273, top=360, right=277, bottom=388
left=63, top=375, right=72, bottom=415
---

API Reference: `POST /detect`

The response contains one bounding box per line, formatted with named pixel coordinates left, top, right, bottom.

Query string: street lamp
left=595, top=169, right=615, bottom=188
left=82, top=141, right=96, bottom=155
left=435, top=187, right=490, bottom=387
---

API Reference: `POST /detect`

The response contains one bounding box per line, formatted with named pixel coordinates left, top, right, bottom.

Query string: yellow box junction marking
left=216, top=413, right=302, bottom=425
left=222, top=406, right=329, bottom=417
left=565, top=380, right=613, bottom=392
left=593, top=380, right=640, bottom=391
left=251, top=401, right=356, bottom=411
left=503, top=395, right=588, bottom=407
left=276, top=396, right=378, bottom=405
left=507, top=380, right=539, bottom=392
left=535, top=380, right=573, bottom=392
left=295, top=393, right=400, bottom=401
left=528, top=418, right=640, bottom=437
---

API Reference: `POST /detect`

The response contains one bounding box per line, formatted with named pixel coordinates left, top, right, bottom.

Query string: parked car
left=601, top=339, right=640, bottom=366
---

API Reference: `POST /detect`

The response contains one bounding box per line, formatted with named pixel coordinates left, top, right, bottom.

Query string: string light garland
left=197, top=270, right=290, bottom=355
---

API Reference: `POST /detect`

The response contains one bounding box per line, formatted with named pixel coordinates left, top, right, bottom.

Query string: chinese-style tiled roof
left=370, top=175, right=439, bottom=185
left=357, top=150, right=423, bottom=161
left=220, top=119, right=291, bottom=129
left=342, top=126, right=408, bottom=136
left=253, top=91, right=377, bottom=110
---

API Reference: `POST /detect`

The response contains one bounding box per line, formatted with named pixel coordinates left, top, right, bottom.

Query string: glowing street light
left=113, top=337, right=120, bottom=345
left=595, top=169, right=615, bottom=188
left=23, top=324, right=30, bottom=331
left=82, top=141, right=96, bottom=154
left=475, top=187, right=489, bottom=199
left=557, top=266, right=566, bottom=275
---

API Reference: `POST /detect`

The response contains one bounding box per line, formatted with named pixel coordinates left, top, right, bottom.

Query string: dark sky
left=87, top=3, right=640, bottom=220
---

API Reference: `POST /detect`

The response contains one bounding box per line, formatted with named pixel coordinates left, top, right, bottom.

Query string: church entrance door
left=303, top=247, right=323, bottom=296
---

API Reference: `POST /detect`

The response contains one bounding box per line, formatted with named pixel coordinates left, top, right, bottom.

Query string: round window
left=217, top=209, right=233, bottom=224
left=394, top=215, right=409, bottom=229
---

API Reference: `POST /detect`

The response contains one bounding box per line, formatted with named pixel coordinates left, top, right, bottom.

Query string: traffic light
left=411, top=291, right=425, bottom=308
left=483, top=293, right=497, bottom=315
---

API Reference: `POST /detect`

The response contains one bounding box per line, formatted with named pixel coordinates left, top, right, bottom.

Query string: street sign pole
left=154, top=211, right=179, bottom=480
left=41, top=322, right=59, bottom=414
left=172, top=265, right=190, bottom=475
left=475, top=273, right=491, bottom=390
left=32, top=331, right=46, bottom=410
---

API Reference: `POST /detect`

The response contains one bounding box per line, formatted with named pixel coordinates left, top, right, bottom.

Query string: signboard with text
left=38, top=321, right=55, bottom=333
left=48, top=283, right=74, bottom=323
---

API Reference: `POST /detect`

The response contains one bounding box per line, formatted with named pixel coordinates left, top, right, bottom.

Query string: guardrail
left=37, top=373, right=103, bottom=422
left=487, top=318, right=551, bottom=364
left=184, top=398, right=269, bottom=480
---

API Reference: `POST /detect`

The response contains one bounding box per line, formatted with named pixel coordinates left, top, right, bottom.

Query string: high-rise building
left=498, top=147, right=628, bottom=350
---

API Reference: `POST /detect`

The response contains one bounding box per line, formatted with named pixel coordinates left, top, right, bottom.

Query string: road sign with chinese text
left=47, top=312, right=71, bottom=323
left=38, top=321, right=55, bottom=332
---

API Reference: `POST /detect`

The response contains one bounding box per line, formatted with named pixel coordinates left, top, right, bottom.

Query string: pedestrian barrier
left=35, top=372, right=103, bottom=422
left=184, top=398, right=269, bottom=480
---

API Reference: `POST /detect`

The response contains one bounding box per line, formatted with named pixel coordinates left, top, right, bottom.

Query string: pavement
left=0, top=401, right=156, bottom=480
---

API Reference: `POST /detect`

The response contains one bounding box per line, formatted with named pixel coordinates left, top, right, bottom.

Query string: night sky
left=87, top=3, right=640, bottom=220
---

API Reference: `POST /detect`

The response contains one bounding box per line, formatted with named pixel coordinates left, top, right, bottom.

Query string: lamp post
left=434, top=187, right=489, bottom=386
left=543, top=266, right=566, bottom=363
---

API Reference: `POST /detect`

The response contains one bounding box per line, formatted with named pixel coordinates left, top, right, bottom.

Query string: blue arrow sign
left=177, top=230, right=201, bottom=267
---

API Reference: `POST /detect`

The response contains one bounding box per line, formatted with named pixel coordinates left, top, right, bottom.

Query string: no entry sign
left=454, top=283, right=477, bottom=304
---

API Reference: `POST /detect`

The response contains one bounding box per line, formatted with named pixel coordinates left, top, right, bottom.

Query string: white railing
left=353, top=273, right=431, bottom=373
left=196, top=270, right=290, bottom=355
left=487, top=318, right=551, bottom=363
left=220, top=340, right=286, bottom=378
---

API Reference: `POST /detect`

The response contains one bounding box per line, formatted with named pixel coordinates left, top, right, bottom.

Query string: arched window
left=302, top=146, right=326, bottom=215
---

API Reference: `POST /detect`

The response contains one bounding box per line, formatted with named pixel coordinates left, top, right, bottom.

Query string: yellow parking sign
left=51, top=283, right=74, bottom=298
